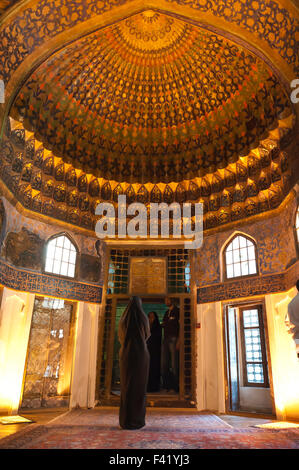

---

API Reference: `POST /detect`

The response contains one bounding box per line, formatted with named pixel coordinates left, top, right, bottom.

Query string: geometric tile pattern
left=10, top=13, right=294, bottom=184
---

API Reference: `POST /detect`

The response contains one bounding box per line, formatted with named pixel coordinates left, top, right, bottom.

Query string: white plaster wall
left=265, top=288, right=299, bottom=421
left=0, top=288, right=35, bottom=415
left=196, top=290, right=299, bottom=419
left=0, top=292, right=102, bottom=414
left=70, top=302, right=101, bottom=409
left=239, top=387, right=272, bottom=412
left=196, top=301, right=225, bottom=413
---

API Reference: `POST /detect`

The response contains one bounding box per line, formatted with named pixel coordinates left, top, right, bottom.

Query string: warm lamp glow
left=267, top=290, right=299, bottom=420
left=143, top=10, right=156, bottom=17
left=0, top=415, right=32, bottom=424
left=0, top=346, right=26, bottom=413
left=256, top=422, right=299, bottom=430
left=0, top=295, right=28, bottom=415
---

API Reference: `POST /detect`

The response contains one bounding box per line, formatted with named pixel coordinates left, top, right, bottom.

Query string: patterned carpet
left=1, top=408, right=299, bottom=449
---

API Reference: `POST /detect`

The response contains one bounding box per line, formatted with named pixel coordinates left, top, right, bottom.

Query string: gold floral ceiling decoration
left=0, top=10, right=297, bottom=233
left=11, top=11, right=293, bottom=184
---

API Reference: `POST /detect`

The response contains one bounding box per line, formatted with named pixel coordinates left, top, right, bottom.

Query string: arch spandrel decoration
left=44, top=233, right=78, bottom=278
left=9, top=12, right=294, bottom=183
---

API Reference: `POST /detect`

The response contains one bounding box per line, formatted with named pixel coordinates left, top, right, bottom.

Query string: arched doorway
left=95, top=245, right=196, bottom=408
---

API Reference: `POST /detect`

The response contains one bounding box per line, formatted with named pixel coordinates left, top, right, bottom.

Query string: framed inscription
left=129, top=257, right=167, bottom=295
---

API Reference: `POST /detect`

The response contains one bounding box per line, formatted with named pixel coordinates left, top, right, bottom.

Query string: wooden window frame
left=239, top=305, right=269, bottom=388
left=224, top=305, right=240, bottom=411
left=43, top=232, right=79, bottom=280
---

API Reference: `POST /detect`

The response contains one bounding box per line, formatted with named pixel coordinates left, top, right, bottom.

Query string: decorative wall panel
left=0, top=1, right=297, bottom=249
left=0, top=196, right=99, bottom=258
left=197, top=259, right=299, bottom=304
left=21, top=296, right=76, bottom=408
left=129, top=257, right=167, bottom=295
left=10, top=13, right=293, bottom=183
left=78, top=253, right=102, bottom=283
left=0, top=198, right=5, bottom=245
left=4, top=227, right=44, bottom=270
left=0, top=0, right=297, bottom=89
left=166, top=0, right=299, bottom=73
left=0, top=0, right=17, bottom=17
left=0, top=258, right=102, bottom=303
left=107, top=248, right=190, bottom=295
left=0, top=117, right=294, bottom=232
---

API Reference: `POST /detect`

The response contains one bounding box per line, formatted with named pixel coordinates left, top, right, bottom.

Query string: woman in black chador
left=147, top=311, right=162, bottom=393
left=118, top=296, right=150, bottom=429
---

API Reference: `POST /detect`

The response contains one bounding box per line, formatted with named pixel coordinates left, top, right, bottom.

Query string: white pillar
left=265, top=288, right=299, bottom=421
left=70, top=302, right=100, bottom=409
left=215, top=301, right=226, bottom=414
left=196, top=303, right=204, bottom=411
left=196, top=301, right=225, bottom=412
left=0, top=288, right=35, bottom=416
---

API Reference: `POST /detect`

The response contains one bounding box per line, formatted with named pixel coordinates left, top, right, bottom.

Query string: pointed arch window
left=44, top=234, right=77, bottom=278
left=224, top=235, right=258, bottom=279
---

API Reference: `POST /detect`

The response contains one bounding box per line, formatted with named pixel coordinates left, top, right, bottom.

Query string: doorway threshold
left=224, top=410, right=276, bottom=420
left=98, top=392, right=196, bottom=408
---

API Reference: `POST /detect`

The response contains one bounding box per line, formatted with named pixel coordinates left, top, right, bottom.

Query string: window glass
left=45, top=235, right=77, bottom=278
left=225, top=235, right=257, bottom=279
left=242, top=308, right=266, bottom=385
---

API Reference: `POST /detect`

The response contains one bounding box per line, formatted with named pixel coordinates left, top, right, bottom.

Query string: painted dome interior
left=0, top=10, right=297, bottom=232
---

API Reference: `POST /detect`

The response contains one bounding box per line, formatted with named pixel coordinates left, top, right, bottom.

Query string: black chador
left=118, top=296, right=150, bottom=429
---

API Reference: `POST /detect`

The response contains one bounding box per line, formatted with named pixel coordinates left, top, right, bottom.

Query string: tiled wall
left=195, top=192, right=298, bottom=288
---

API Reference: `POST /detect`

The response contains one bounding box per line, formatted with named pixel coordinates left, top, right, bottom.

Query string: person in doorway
left=118, top=296, right=150, bottom=429
left=287, top=280, right=299, bottom=359
left=161, top=297, right=180, bottom=392
left=147, top=311, right=162, bottom=393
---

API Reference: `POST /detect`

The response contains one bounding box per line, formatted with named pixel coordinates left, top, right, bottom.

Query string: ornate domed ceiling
left=0, top=10, right=297, bottom=234
left=11, top=11, right=293, bottom=184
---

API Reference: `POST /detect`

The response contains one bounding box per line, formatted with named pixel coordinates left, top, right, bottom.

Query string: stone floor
left=220, top=413, right=276, bottom=428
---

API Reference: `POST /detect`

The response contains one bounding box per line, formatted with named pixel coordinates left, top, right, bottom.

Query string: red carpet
left=1, top=408, right=299, bottom=449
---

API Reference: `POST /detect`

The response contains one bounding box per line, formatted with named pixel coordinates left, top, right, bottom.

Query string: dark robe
left=118, top=296, right=150, bottom=429
left=147, top=313, right=162, bottom=392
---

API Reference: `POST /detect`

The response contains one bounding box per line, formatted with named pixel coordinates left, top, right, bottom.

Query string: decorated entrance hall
left=0, top=0, right=298, bottom=450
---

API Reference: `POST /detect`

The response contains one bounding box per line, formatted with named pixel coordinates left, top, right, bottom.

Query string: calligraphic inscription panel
left=197, top=260, right=299, bottom=304
left=129, top=257, right=166, bottom=295
left=0, top=259, right=102, bottom=303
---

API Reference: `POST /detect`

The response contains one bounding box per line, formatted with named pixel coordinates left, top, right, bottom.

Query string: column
left=70, top=301, right=101, bottom=409
left=196, top=301, right=225, bottom=412
left=0, top=288, right=35, bottom=416
left=265, top=288, right=299, bottom=421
